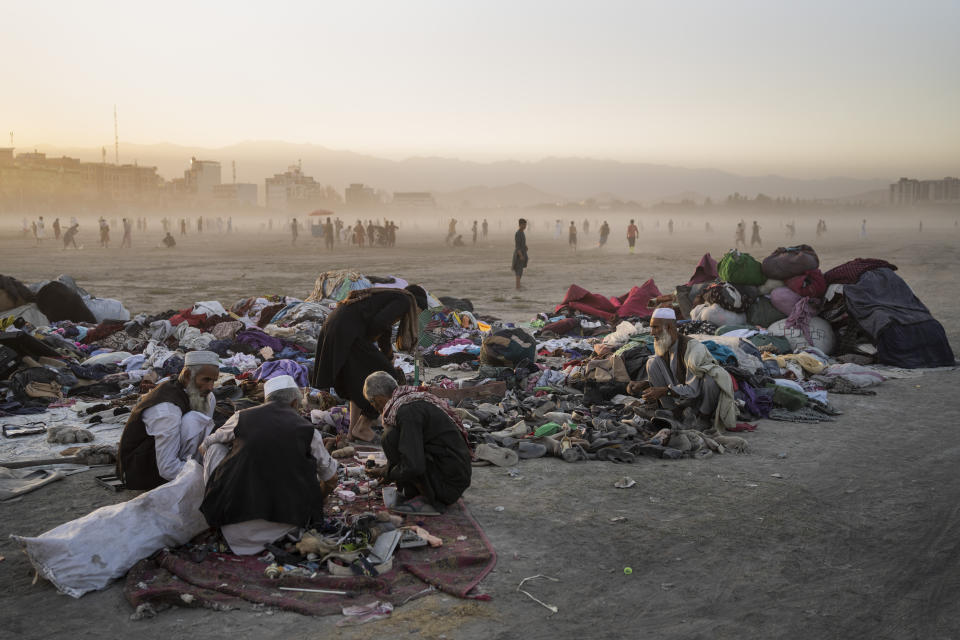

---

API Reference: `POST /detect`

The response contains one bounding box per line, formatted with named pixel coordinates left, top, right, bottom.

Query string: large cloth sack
left=480, top=327, right=536, bottom=367
left=876, top=319, right=954, bottom=368
left=585, top=355, right=630, bottom=383
left=11, top=460, right=207, bottom=598
left=770, top=287, right=802, bottom=316
left=703, top=282, right=750, bottom=312
left=785, top=269, right=827, bottom=298
left=767, top=316, right=836, bottom=355
left=717, top=250, right=766, bottom=286
left=824, top=258, right=897, bottom=285
left=761, top=245, right=819, bottom=280
left=84, top=297, right=131, bottom=323
left=758, top=278, right=784, bottom=295
left=691, top=303, right=746, bottom=327
left=746, top=296, right=787, bottom=328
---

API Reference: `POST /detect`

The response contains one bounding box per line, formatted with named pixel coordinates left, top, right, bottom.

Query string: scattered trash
left=770, top=473, right=783, bottom=479
left=494, top=506, right=505, bottom=512
left=610, top=516, right=628, bottom=523
left=661, top=582, right=675, bottom=590
left=279, top=586, right=351, bottom=596
left=777, top=453, right=788, bottom=459
left=517, top=574, right=559, bottom=614
left=456, top=535, right=468, bottom=541
left=614, top=476, right=636, bottom=489
left=623, top=567, right=633, bottom=575
left=746, top=483, right=759, bottom=487
left=264, top=564, right=283, bottom=579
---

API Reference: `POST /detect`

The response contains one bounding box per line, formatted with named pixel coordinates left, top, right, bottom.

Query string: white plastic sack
left=767, top=317, right=836, bottom=355
left=84, top=297, right=130, bottom=322
left=758, top=279, right=785, bottom=295
left=192, top=300, right=227, bottom=318
left=691, top=303, right=746, bottom=328
left=82, top=351, right=133, bottom=366
left=602, top=321, right=638, bottom=347
left=11, top=459, right=207, bottom=598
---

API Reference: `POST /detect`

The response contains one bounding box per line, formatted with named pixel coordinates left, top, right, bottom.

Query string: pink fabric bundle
left=770, top=287, right=802, bottom=316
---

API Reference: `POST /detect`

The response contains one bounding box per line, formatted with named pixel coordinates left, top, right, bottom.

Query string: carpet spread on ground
left=123, top=497, right=494, bottom=616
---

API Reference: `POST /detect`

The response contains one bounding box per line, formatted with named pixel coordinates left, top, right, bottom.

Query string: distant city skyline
left=4, top=1, right=959, bottom=179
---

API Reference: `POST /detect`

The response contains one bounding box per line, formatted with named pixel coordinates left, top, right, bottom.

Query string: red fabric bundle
left=555, top=284, right=618, bottom=321
left=785, top=269, right=827, bottom=298
left=687, top=253, right=719, bottom=286
left=611, top=279, right=662, bottom=318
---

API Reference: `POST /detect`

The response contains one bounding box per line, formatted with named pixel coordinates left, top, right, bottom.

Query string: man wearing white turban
left=627, top=307, right=736, bottom=431
left=116, top=350, right=220, bottom=489
left=199, top=375, right=338, bottom=555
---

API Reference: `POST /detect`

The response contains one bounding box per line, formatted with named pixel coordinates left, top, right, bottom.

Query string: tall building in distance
left=392, top=191, right=436, bottom=210
left=345, top=183, right=379, bottom=209
left=212, top=183, right=258, bottom=207
left=0, top=148, right=161, bottom=210
left=890, top=177, right=960, bottom=205
left=183, top=157, right=221, bottom=198
left=265, top=164, right=341, bottom=211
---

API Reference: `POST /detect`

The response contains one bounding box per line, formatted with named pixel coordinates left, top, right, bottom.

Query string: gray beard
left=654, top=334, right=674, bottom=358
left=185, top=385, right=209, bottom=414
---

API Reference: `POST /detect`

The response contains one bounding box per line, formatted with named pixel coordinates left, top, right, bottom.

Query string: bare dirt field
left=1, top=210, right=959, bottom=639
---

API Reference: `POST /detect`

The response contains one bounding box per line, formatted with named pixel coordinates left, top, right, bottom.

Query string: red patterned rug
left=124, top=498, right=495, bottom=616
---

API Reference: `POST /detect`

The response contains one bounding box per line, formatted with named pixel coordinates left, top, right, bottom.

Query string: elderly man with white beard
left=626, top=308, right=737, bottom=432
left=116, top=350, right=220, bottom=490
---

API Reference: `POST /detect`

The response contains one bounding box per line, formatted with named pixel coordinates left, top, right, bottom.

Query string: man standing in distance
left=512, top=218, right=528, bottom=290
left=627, top=219, right=639, bottom=254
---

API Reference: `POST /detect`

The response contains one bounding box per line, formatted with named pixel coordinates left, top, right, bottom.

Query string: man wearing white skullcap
left=199, top=374, right=338, bottom=555
left=117, top=350, right=220, bottom=489
left=626, top=307, right=737, bottom=431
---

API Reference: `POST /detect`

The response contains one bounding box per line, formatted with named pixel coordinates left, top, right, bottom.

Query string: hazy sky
left=3, top=1, right=958, bottom=178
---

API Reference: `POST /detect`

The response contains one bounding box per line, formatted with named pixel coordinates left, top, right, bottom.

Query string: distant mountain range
left=30, top=140, right=894, bottom=205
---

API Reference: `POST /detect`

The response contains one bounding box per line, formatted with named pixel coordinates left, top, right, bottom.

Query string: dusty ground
left=1, top=210, right=959, bottom=639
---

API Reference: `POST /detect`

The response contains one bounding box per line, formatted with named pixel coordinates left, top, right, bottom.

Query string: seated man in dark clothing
left=362, top=371, right=471, bottom=515
left=200, top=375, right=338, bottom=554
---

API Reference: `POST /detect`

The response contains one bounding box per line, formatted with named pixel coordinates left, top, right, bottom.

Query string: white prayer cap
left=184, top=350, right=220, bottom=366
left=264, top=375, right=300, bottom=397
left=650, top=307, right=677, bottom=320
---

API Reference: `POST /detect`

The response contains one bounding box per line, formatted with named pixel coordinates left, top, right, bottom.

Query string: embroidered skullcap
left=184, top=350, right=220, bottom=366
left=650, top=307, right=677, bottom=320
left=264, top=374, right=299, bottom=397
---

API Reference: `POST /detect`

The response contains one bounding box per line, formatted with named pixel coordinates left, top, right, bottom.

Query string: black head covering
left=404, top=284, right=428, bottom=311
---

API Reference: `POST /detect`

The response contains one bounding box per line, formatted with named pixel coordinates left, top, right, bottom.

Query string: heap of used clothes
left=0, top=251, right=954, bottom=468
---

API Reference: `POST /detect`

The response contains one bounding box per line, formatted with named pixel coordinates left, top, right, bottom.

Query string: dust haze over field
left=3, top=209, right=960, bottom=639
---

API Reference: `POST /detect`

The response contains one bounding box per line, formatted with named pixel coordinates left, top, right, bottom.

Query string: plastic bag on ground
left=11, top=459, right=207, bottom=598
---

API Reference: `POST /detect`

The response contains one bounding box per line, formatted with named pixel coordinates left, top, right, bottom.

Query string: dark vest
left=200, top=402, right=325, bottom=528
left=675, top=334, right=691, bottom=383
left=116, top=380, right=191, bottom=490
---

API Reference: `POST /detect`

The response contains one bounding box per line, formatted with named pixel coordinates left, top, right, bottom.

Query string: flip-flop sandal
left=390, top=496, right=443, bottom=517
